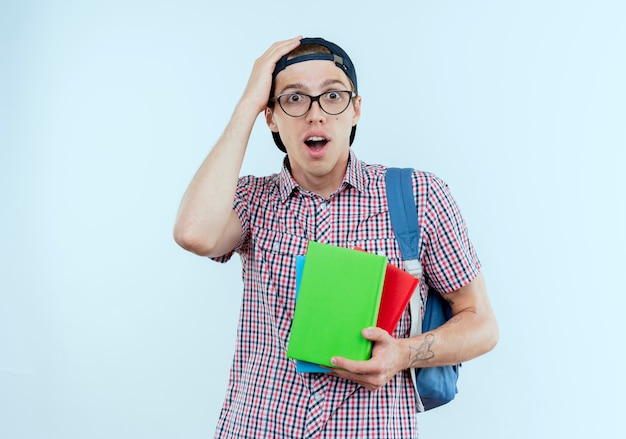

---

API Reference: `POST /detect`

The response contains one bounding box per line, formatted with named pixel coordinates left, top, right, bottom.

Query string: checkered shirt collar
left=277, top=150, right=366, bottom=202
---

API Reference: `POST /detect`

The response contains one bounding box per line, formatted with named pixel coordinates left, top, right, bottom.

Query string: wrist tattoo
left=408, top=334, right=435, bottom=367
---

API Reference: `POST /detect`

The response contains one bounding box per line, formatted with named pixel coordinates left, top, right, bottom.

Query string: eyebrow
left=279, top=78, right=349, bottom=94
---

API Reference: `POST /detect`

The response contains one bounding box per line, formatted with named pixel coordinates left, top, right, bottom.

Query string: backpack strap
left=385, top=167, right=423, bottom=282
left=385, top=167, right=425, bottom=411
left=385, top=168, right=418, bottom=257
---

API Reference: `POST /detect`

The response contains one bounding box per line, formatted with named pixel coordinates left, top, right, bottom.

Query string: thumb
left=362, top=326, right=390, bottom=342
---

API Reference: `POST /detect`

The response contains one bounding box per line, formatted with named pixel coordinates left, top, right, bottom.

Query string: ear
left=265, top=107, right=279, bottom=132
left=351, top=95, right=362, bottom=126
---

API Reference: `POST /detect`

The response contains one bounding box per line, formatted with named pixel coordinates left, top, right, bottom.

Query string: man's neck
left=286, top=156, right=349, bottom=199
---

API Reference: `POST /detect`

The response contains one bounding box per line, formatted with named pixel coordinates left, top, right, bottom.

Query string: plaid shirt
left=213, top=151, right=480, bottom=438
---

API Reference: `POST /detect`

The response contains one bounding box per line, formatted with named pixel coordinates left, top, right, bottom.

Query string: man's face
left=266, top=59, right=361, bottom=193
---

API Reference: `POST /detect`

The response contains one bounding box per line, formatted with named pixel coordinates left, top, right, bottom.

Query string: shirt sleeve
left=210, top=175, right=252, bottom=263
left=419, top=173, right=481, bottom=293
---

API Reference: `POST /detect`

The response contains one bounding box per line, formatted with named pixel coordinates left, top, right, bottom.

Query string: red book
left=353, top=247, right=419, bottom=334
left=376, top=263, right=419, bottom=334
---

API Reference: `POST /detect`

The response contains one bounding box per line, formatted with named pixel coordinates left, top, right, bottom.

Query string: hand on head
left=240, top=36, right=303, bottom=114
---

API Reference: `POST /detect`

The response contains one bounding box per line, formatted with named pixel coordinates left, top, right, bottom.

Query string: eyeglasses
left=274, top=90, right=356, bottom=118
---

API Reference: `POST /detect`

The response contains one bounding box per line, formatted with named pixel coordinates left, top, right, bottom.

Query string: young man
left=174, top=36, right=498, bottom=438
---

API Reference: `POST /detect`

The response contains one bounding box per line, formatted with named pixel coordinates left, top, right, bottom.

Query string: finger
left=330, top=328, right=391, bottom=372
left=253, top=36, right=303, bottom=81
left=330, top=356, right=373, bottom=374
left=242, top=36, right=303, bottom=110
left=362, top=326, right=391, bottom=342
left=263, top=36, right=303, bottom=62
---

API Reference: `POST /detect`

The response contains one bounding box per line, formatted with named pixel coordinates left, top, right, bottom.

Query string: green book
left=286, top=241, right=388, bottom=367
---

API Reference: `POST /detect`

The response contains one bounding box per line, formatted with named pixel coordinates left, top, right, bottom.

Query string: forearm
left=402, top=273, right=499, bottom=369
left=173, top=100, right=258, bottom=256
left=402, top=308, right=498, bottom=369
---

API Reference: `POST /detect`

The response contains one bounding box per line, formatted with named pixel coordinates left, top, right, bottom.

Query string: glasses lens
left=319, top=91, right=353, bottom=115
left=277, top=93, right=311, bottom=117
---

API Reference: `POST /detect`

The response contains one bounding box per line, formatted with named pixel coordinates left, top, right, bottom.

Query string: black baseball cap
left=270, top=37, right=358, bottom=153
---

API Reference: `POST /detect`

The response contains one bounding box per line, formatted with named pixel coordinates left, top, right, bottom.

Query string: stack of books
left=287, top=240, right=419, bottom=372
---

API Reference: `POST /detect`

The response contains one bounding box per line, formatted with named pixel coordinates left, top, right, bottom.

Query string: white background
left=1, top=0, right=624, bottom=438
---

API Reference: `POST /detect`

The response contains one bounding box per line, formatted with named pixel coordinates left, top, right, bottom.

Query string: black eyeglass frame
left=274, top=90, right=356, bottom=118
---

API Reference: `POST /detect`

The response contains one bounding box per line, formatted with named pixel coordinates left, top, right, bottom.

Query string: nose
left=306, top=98, right=326, bottom=123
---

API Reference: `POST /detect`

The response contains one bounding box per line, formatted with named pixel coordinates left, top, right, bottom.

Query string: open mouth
left=304, top=136, right=329, bottom=150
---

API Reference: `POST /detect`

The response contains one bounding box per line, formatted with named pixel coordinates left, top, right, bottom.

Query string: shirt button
left=272, top=242, right=280, bottom=252
left=320, top=202, right=328, bottom=211
left=314, top=393, right=324, bottom=402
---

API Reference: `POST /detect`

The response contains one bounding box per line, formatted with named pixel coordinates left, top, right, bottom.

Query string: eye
left=324, top=91, right=341, bottom=101
left=286, top=93, right=303, bottom=104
